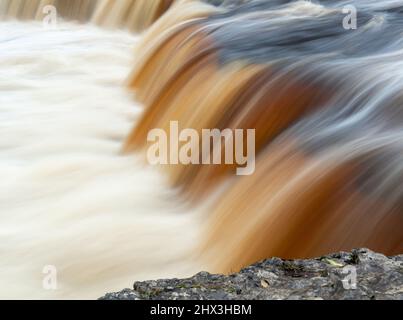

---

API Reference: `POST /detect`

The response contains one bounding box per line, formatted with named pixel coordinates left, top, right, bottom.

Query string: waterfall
left=125, top=0, right=403, bottom=271
left=0, top=0, right=174, bottom=31
left=0, top=0, right=402, bottom=298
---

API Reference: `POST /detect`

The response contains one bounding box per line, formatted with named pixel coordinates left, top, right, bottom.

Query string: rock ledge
left=101, top=249, right=402, bottom=300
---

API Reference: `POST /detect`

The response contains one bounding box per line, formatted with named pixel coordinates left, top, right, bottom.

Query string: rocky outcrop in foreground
left=101, top=249, right=402, bottom=300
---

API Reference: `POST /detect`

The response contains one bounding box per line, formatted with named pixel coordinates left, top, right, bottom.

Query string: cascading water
left=0, top=0, right=402, bottom=299
left=0, top=0, right=174, bottom=31
left=125, top=0, right=403, bottom=272
left=0, top=20, right=203, bottom=299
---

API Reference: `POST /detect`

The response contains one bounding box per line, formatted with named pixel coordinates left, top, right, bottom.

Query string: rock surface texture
left=101, top=249, right=403, bottom=300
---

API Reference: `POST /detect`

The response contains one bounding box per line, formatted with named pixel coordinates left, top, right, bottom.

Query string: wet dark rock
left=100, top=249, right=402, bottom=300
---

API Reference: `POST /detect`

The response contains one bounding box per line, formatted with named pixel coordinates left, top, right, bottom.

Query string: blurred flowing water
left=126, top=0, right=403, bottom=272
left=1, top=0, right=403, bottom=299
left=0, top=21, right=202, bottom=299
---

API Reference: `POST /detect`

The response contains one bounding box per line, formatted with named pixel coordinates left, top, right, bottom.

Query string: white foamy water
left=0, top=21, right=202, bottom=299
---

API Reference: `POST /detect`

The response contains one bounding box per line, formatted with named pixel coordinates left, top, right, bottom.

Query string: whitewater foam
left=0, top=21, right=201, bottom=299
